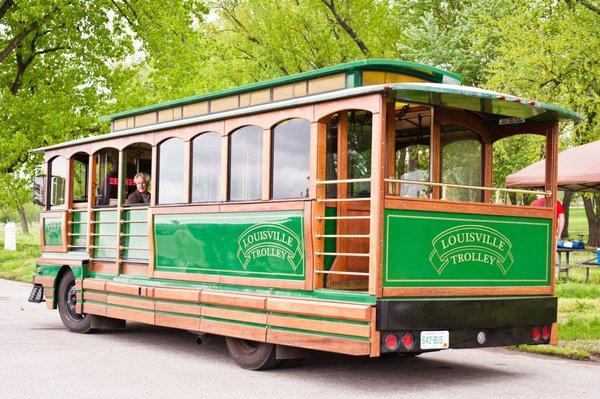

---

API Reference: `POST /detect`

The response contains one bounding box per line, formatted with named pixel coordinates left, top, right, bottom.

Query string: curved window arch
left=271, top=118, right=310, bottom=199
left=229, top=125, right=262, bottom=201
left=192, top=132, right=221, bottom=203
left=48, top=156, right=68, bottom=208
left=158, top=137, right=185, bottom=204
left=441, top=124, right=483, bottom=202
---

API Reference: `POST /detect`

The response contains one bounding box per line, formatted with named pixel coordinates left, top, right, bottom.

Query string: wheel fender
left=52, top=266, right=75, bottom=310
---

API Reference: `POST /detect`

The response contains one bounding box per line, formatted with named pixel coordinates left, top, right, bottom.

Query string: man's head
left=133, top=172, right=150, bottom=194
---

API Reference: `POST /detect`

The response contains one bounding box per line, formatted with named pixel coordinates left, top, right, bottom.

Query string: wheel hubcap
left=65, top=283, right=85, bottom=322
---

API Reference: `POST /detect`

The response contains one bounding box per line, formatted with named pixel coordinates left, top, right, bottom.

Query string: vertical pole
left=262, top=128, right=271, bottom=201
left=115, top=150, right=125, bottom=274
left=150, top=145, right=158, bottom=206
left=183, top=140, right=191, bottom=203
left=313, top=121, right=328, bottom=290
left=546, top=123, right=559, bottom=294
left=368, top=95, right=387, bottom=298
left=431, top=108, right=442, bottom=200
left=87, top=154, right=96, bottom=257
left=220, top=135, right=229, bottom=202
left=483, top=142, right=493, bottom=203
left=336, top=113, right=349, bottom=279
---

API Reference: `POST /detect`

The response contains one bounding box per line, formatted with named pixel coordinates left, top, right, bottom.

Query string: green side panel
left=383, top=209, right=552, bottom=288
left=323, top=206, right=337, bottom=270
left=121, top=209, right=149, bottom=260
left=70, top=211, right=88, bottom=249
left=93, top=210, right=118, bottom=258
left=35, top=264, right=62, bottom=277
left=154, top=211, right=305, bottom=280
left=43, top=217, right=63, bottom=246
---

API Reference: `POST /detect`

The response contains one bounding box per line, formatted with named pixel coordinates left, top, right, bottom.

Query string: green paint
left=70, top=211, right=88, bottom=249
left=383, top=209, right=552, bottom=287
left=268, top=326, right=370, bottom=342
left=93, top=209, right=118, bottom=258
left=121, top=209, right=149, bottom=260
left=154, top=211, right=306, bottom=280
left=323, top=207, right=337, bottom=270
left=43, top=217, right=63, bottom=246
left=391, top=83, right=582, bottom=122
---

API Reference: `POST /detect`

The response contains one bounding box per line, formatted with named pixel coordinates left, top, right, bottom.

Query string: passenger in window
left=125, top=172, right=151, bottom=205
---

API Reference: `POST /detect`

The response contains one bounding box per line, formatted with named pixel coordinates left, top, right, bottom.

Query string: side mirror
left=33, top=175, right=45, bottom=206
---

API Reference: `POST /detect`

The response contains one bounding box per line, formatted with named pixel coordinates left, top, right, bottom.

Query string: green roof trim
left=102, top=59, right=462, bottom=121
left=391, top=83, right=584, bottom=123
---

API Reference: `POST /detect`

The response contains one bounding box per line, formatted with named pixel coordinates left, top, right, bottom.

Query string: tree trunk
left=582, top=193, right=600, bottom=247
left=562, top=190, right=574, bottom=238
left=17, top=202, right=28, bottom=234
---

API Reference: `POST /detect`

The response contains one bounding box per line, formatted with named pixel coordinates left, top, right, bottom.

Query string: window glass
left=72, top=154, right=88, bottom=203
left=94, top=149, right=119, bottom=207
left=124, top=144, right=152, bottom=204
left=347, top=111, right=372, bottom=198
left=391, top=107, right=431, bottom=198
left=441, top=125, right=482, bottom=202
left=158, top=138, right=185, bottom=204
left=272, top=119, right=310, bottom=199
left=229, top=126, right=263, bottom=201
left=49, top=157, right=68, bottom=207
left=192, top=132, right=221, bottom=203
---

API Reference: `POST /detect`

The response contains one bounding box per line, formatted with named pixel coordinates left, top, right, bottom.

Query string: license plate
left=420, top=331, right=449, bottom=349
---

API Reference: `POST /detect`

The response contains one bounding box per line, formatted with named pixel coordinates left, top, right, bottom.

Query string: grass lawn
left=0, top=222, right=598, bottom=361
left=0, top=224, right=40, bottom=283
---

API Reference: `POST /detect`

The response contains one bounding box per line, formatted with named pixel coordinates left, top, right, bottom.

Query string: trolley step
left=28, top=284, right=44, bottom=303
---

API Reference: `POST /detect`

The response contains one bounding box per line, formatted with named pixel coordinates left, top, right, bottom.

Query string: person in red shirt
left=531, top=194, right=565, bottom=240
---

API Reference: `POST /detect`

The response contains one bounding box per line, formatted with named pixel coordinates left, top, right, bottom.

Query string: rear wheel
left=225, top=337, right=281, bottom=370
left=57, top=270, right=94, bottom=333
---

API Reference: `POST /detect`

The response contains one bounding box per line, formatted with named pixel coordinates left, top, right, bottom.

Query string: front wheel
left=57, top=270, right=94, bottom=333
left=225, top=337, right=281, bottom=370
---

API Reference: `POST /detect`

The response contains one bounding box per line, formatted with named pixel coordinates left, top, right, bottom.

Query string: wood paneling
left=155, top=301, right=202, bottom=316
left=200, top=319, right=267, bottom=342
left=267, top=314, right=370, bottom=337
left=105, top=282, right=141, bottom=296
left=121, top=262, right=149, bottom=276
left=153, top=287, right=201, bottom=302
left=83, top=291, right=107, bottom=303
left=155, top=313, right=201, bottom=331
left=266, top=297, right=371, bottom=321
left=202, top=306, right=267, bottom=325
left=200, top=290, right=266, bottom=310
left=83, top=302, right=107, bottom=316
left=384, top=197, right=554, bottom=219
left=267, top=329, right=370, bottom=356
left=107, top=295, right=155, bottom=310
left=107, top=306, right=155, bottom=324
left=82, top=279, right=107, bottom=291
left=382, top=286, right=553, bottom=297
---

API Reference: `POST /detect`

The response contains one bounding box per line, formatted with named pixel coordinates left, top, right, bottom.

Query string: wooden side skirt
left=81, top=278, right=376, bottom=356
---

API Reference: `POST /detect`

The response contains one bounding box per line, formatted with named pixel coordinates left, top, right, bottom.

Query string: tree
left=485, top=0, right=600, bottom=245
left=0, top=0, right=207, bottom=230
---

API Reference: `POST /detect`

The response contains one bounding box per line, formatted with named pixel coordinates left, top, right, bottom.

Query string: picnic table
left=556, top=247, right=598, bottom=283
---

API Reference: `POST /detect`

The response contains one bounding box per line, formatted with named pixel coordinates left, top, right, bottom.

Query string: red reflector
left=401, top=333, right=415, bottom=349
left=541, top=326, right=550, bottom=340
left=532, top=326, right=541, bottom=341
left=383, top=333, right=399, bottom=350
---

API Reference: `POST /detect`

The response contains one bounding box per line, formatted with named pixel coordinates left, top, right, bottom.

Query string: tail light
left=541, top=326, right=551, bottom=340
left=401, top=333, right=415, bottom=349
left=531, top=326, right=541, bottom=341
left=383, top=333, right=399, bottom=351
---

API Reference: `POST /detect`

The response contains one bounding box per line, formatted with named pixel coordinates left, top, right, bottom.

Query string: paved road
left=1, top=279, right=598, bottom=399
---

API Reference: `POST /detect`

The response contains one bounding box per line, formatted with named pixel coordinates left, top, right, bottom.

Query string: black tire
left=57, top=270, right=94, bottom=333
left=225, top=337, right=282, bottom=370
